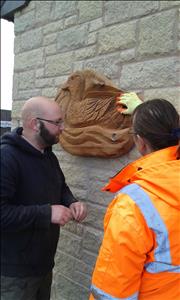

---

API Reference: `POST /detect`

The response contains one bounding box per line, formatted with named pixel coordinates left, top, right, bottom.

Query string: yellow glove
left=116, top=92, right=142, bottom=115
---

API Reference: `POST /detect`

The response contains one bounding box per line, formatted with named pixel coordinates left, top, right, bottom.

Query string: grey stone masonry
left=57, top=24, right=89, bottom=51
left=12, top=1, right=180, bottom=299
left=98, top=21, right=136, bottom=54
left=137, top=10, right=178, bottom=58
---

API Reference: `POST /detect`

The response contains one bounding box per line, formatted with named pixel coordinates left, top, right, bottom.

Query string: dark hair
left=132, top=99, right=180, bottom=156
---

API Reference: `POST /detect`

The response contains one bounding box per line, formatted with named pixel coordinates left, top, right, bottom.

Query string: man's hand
left=69, top=202, right=87, bottom=222
left=116, top=92, right=142, bottom=115
left=51, top=205, right=72, bottom=226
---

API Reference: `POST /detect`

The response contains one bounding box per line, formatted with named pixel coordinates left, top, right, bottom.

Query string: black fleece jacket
left=0, top=127, right=77, bottom=277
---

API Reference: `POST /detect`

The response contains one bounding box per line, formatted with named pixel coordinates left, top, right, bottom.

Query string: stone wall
left=12, top=1, right=180, bottom=299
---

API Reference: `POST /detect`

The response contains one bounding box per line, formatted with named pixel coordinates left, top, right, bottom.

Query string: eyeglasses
left=36, top=117, right=64, bottom=127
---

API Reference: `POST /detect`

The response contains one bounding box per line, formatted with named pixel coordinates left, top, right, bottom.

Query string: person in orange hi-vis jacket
left=90, top=94, right=180, bottom=300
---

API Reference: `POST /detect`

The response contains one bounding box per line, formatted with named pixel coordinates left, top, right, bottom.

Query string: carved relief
left=55, top=69, right=134, bottom=158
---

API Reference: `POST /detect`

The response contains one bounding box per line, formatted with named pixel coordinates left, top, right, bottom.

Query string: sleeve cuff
left=34, top=204, right=51, bottom=228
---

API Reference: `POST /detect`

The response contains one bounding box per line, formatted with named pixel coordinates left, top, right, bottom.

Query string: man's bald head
left=21, top=96, right=63, bottom=149
left=21, top=96, right=61, bottom=127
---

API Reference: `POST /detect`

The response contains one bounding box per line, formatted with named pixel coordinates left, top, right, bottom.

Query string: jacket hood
left=0, top=127, right=51, bottom=157
left=103, top=146, right=180, bottom=208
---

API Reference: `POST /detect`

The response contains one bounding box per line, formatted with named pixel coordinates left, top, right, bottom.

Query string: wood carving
left=55, top=69, right=134, bottom=158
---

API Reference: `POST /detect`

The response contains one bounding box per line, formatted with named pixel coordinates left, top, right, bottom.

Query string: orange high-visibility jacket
left=90, top=146, right=180, bottom=300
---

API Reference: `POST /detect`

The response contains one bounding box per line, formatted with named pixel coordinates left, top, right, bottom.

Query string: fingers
left=116, top=92, right=137, bottom=102
left=116, top=95, right=128, bottom=114
left=77, top=203, right=87, bottom=222
left=70, top=202, right=81, bottom=220
left=116, top=99, right=127, bottom=106
left=116, top=92, right=142, bottom=115
left=117, top=108, right=128, bottom=114
left=51, top=205, right=72, bottom=226
left=70, top=202, right=87, bottom=222
left=60, top=208, right=72, bottom=226
left=116, top=94, right=128, bottom=110
left=116, top=93, right=130, bottom=104
left=117, top=106, right=128, bottom=114
left=51, top=203, right=87, bottom=226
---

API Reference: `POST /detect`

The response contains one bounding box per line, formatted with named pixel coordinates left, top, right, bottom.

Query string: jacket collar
left=102, top=145, right=178, bottom=193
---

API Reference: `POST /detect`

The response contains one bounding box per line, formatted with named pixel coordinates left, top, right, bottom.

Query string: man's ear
left=30, top=118, right=39, bottom=132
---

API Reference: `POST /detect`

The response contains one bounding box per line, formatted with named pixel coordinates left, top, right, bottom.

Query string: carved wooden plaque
left=55, top=69, right=134, bottom=158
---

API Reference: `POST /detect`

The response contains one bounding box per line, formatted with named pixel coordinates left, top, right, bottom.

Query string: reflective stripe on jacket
left=90, top=146, right=180, bottom=300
